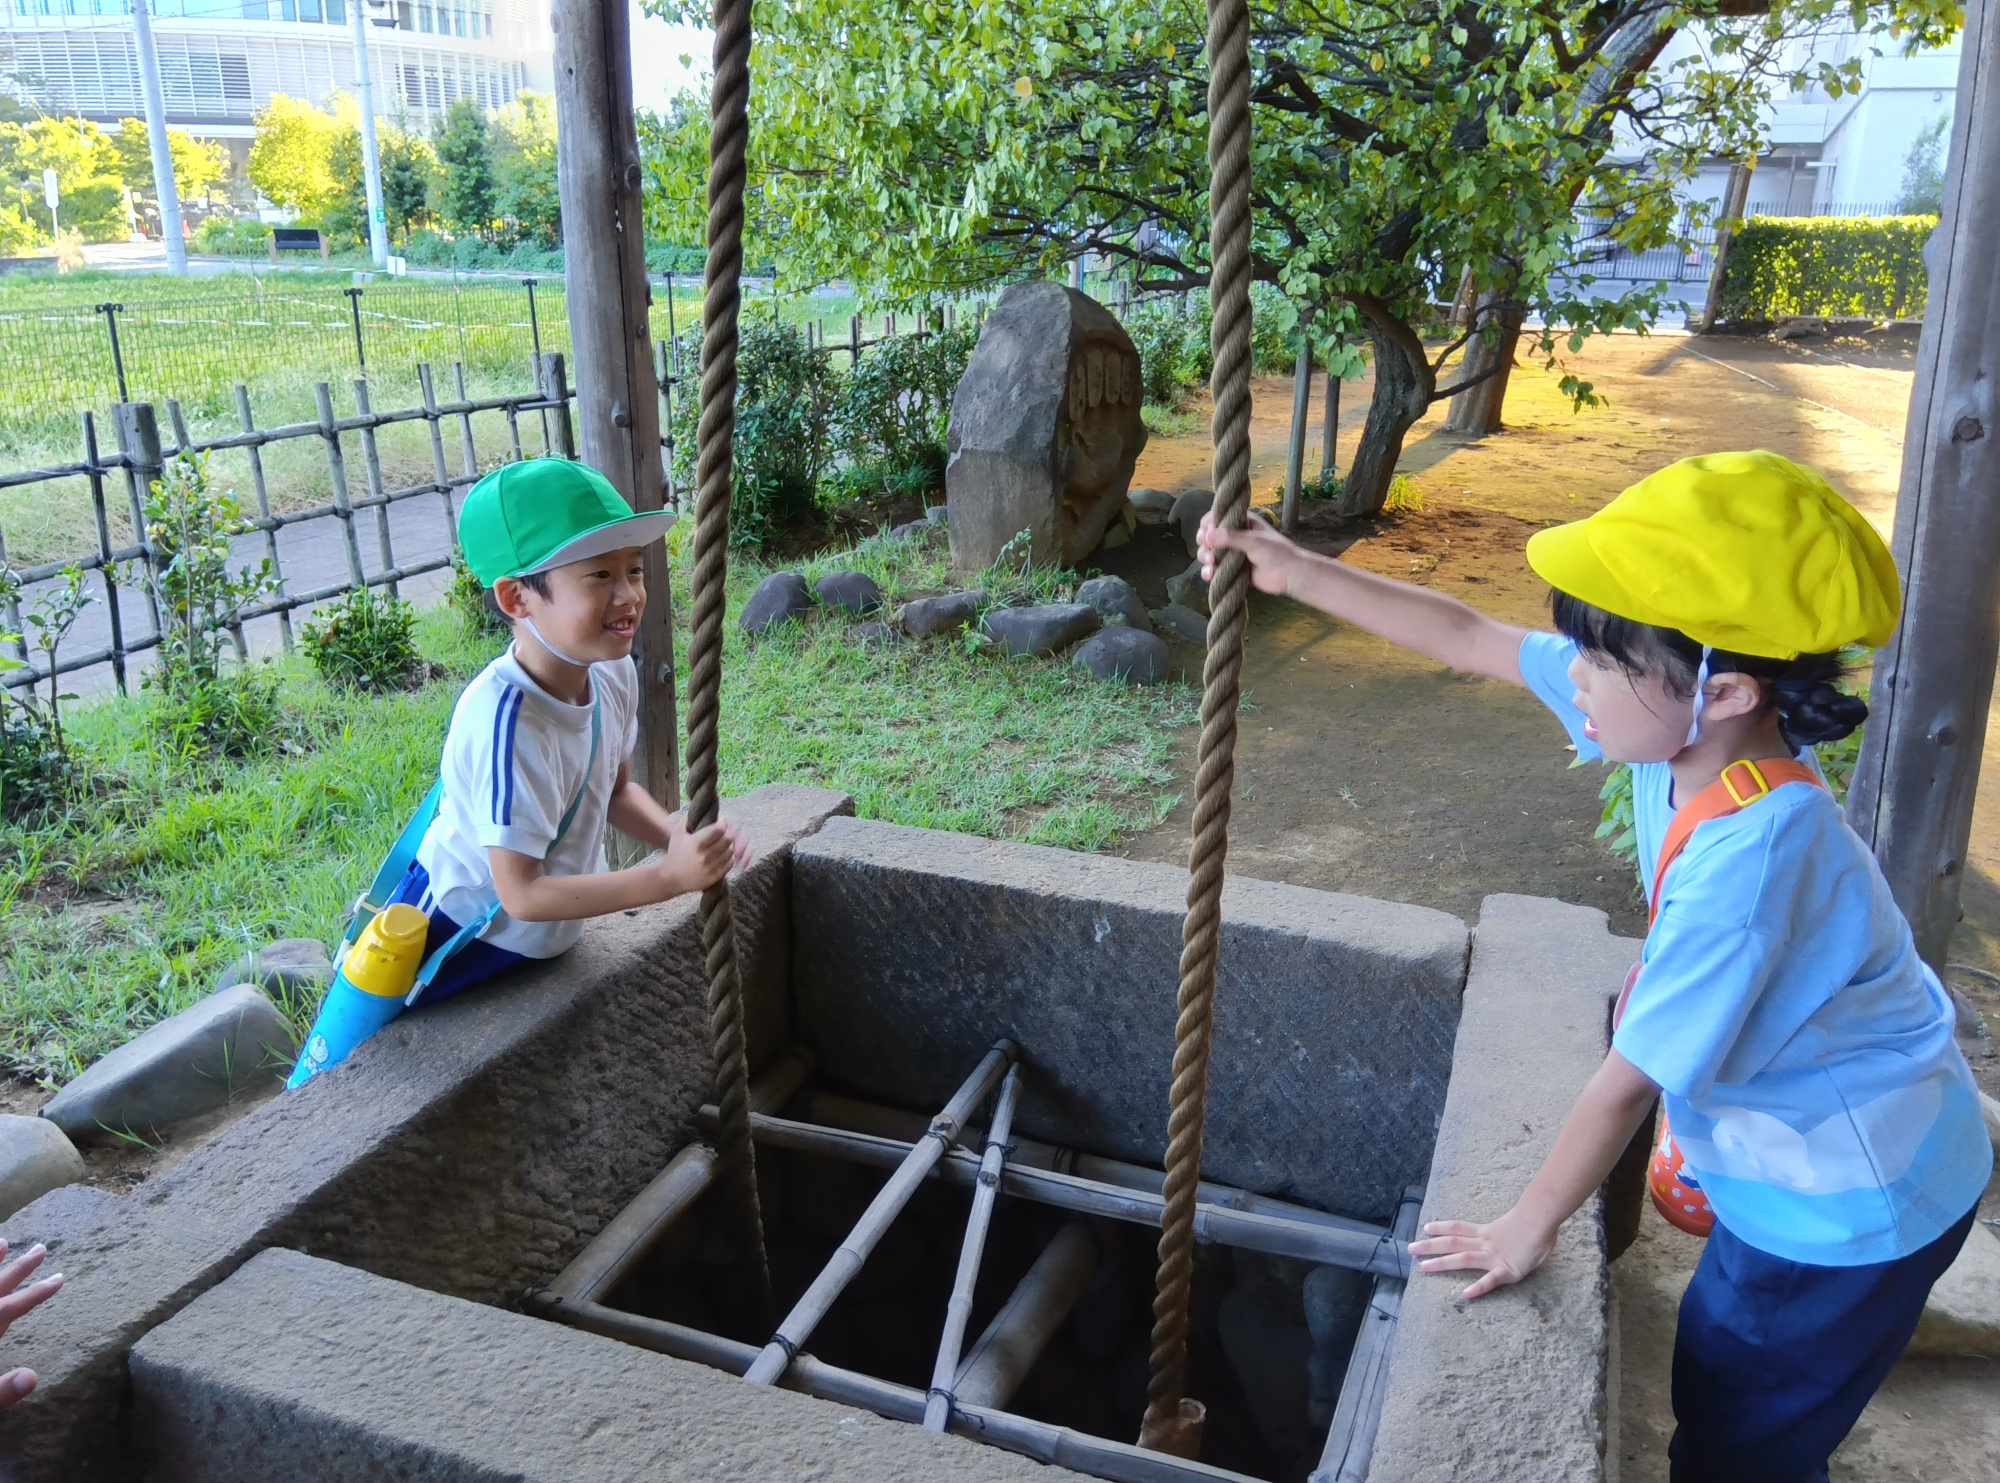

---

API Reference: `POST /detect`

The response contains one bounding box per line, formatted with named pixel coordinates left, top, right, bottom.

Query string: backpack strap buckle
left=1720, top=758, right=1771, bottom=808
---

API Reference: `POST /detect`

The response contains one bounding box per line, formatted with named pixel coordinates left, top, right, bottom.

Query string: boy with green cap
left=384, top=458, right=747, bottom=1005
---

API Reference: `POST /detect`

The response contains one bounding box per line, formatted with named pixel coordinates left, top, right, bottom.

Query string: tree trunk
left=1443, top=291, right=1525, bottom=436
left=1334, top=317, right=1433, bottom=518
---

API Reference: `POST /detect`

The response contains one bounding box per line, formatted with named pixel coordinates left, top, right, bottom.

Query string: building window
left=220, top=53, right=252, bottom=108
left=299, top=0, right=320, bottom=20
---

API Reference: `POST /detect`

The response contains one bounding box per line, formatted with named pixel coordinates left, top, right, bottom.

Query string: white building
left=0, top=0, right=554, bottom=175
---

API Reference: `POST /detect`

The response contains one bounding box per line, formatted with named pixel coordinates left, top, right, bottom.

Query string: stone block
left=1370, top=894, right=1640, bottom=1483
left=980, top=603, right=1101, bottom=659
left=1150, top=603, right=1209, bottom=645
left=1071, top=628, right=1171, bottom=685
left=1127, top=486, right=1175, bottom=525
left=847, top=621, right=902, bottom=648
left=791, top=817, right=1468, bottom=1217
left=1075, top=574, right=1151, bottom=633
left=1906, top=1220, right=2000, bottom=1357
left=131, top=1248, right=1050, bottom=1483
left=816, top=570, right=885, bottom=615
left=39, top=985, right=296, bottom=1146
left=213, top=938, right=331, bottom=998
left=945, top=282, right=1148, bottom=573
left=1165, top=559, right=1211, bottom=616
left=901, top=590, right=985, bottom=638
left=924, top=504, right=949, bottom=526
left=0, top=784, right=851, bottom=1483
left=740, top=571, right=811, bottom=634
left=0, top=1116, right=84, bottom=1223
left=1170, top=489, right=1214, bottom=557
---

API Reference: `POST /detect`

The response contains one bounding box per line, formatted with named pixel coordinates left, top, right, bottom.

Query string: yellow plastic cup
left=343, top=903, right=431, bottom=998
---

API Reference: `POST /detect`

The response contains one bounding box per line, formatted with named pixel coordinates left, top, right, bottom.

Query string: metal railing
left=0, top=353, right=577, bottom=697
left=1570, top=198, right=1933, bottom=284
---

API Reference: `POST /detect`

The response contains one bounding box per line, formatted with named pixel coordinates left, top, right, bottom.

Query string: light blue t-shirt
left=1520, top=631, right=1992, bottom=1265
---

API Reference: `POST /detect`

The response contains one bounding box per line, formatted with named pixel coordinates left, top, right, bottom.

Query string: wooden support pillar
left=1698, top=156, right=1757, bottom=333
left=551, top=0, right=679, bottom=809
left=1845, top=5, right=2000, bottom=969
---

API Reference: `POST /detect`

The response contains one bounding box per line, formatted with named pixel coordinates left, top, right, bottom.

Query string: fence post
left=112, top=400, right=164, bottom=636
left=1699, top=155, right=1758, bottom=332
left=96, top=301, right=129, bottom=401
left=452, top=362, right=479, bottom=482
left=314, top=381, right=369, bottom=591
left=235, top=382, right=292, bottom=651
left=353, top=378, right=397, bottom=598
left=344, top=286, right=368, bottom=372
left=656, top=339, right=677, bottom=509
left=541, top=353, right=575, bottom=459
left=81, top=411, right=128, bottom=695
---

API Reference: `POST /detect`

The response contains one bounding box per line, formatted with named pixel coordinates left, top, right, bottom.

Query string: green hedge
left=1718, top=215, right=1936, bottom=322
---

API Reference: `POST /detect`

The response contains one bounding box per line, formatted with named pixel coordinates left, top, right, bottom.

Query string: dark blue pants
left=1669, top=1202, right=1976, bottom=1482
left=385, top=861, right=526, bottom=1008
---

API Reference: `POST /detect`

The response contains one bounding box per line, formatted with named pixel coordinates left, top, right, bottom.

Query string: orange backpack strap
left=1647, top=757, right=1826, bottom=925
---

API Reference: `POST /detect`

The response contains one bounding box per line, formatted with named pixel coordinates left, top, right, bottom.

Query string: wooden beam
left=1845, top=5, right=2000, bottom=968
left=551, top=0, right=680, bottom=809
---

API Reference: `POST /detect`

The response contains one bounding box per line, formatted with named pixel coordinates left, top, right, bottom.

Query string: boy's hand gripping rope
left=1139, top=0, right=1253, bottom=1455
left=688, top=0, right=771, bottom=1316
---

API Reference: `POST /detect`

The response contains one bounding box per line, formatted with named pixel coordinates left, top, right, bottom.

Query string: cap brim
left=519, top=510, right=678, bottom=575
left=1524, top=519, right=1651, bottom=623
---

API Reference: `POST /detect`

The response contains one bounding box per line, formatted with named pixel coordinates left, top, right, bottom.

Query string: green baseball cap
left=458, top=459, right=677, bottom=585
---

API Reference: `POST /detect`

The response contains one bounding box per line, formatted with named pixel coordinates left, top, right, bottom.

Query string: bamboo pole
left=1310, top=1188, right=1425, bottom=1483
left=741, top=1041, right=1017, bottom=1385
left=234, top=383, right=292, bottom=650
left=953, top=1219, right=1098, bottom=1410
left=354, top=378, right=397, bottom=599
left=924, top=1063, right=1024, bottom=1430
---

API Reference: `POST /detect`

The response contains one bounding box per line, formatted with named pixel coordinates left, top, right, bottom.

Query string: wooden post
left=1282, top=341, right=1312, bottom=533
left=1321, top=357, right=1340, bottom=478
left=1698, top=155, right=1757, bottom=333
left=552, top=0, right=679, bottom=810
left=541, top=352, right=576, bottom=460
left=1844, top=7, right=2000, bottom=970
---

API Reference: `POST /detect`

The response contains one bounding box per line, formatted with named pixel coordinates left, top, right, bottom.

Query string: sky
left=630, top=6, right=711, bottom=111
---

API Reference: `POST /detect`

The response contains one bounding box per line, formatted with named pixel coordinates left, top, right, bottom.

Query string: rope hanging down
left=1139, top=0, right=1254, bottom=1456
left=687, top=0, right=770, bottom=1312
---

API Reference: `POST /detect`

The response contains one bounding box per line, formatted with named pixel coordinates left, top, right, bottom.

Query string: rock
left=980, top=603, right=1102, bottom=658
left=1905, top=1222, right=2000, bottom=1357
left=214, top=937, right=333, bottom=998
left=924, top=504, right=949, bottom=527
left=1983, top=1089, right=2000, bottom=1145
left=1303, top=1263, right=1372, bottom=1426
left=40, top=985, right=297, bottom=1145
left=1151, top=603, right=1210, bottom=644
left=814, top=570, right=884, bottom=615
left=944, top=281, right=1150, bottom=573
left=1127, top=487, right=1176, bottom=525
left=739, top=571, right=812, bottom=634
left=1099, top=523, right=1131, bottom=551
left=901, top=590, right=985, bottom=639
left=1219, top=1282, right=1315, bottom=1461
left=1772, top=316, right=1827, bottom=341
left=1166, top=559, right=1211, bottom=616
left=0, top=1114, right=85, bottom=1222
left=1072, top=628, right=1172, bottom=686
left=888, top=520, right=931, bottom=541
left=847, top=621, right=901, bottom=648
left=1949, top=987, right=1993, bottom=1058
left=1170, top=489, right=1215, bottom=557
left=1076, top=575, right=1151, bottom=633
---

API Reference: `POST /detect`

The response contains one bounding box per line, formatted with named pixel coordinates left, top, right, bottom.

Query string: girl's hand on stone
left=0, top=1240, right=64, bottom=1414
left=1197, top=510, right=1300, bottom=596
left=1407, top=1207, right=1557, bottom=1301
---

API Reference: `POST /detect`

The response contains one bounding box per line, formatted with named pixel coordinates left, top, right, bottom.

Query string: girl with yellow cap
left=1199, top=450, right=1990, bottom=1482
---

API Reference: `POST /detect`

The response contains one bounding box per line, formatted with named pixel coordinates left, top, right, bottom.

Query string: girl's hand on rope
left=1407, top=1208, right=1558, bottom=1301
left=1197, top=510, right=1300, bottom=595
left=655, top=812, right=752, bottom=898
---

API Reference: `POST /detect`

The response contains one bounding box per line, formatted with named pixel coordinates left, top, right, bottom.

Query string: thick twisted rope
left=1139, top=0, right=1252, bottom=1455
left=688, top=0, right=770, bottom=1313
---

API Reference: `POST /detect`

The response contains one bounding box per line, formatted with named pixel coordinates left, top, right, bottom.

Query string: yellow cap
left=1525, top=451, right=1900, bottom=658
left=342, top=903, right=430, bottom=998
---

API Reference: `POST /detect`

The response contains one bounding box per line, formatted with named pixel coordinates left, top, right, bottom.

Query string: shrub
left=667, top=321, right=839, bottom=548
left=448, top=549, right=509, bottom=638
left=194, top=215, right=272, bottom=255
left=832, top=323, right=976, bottom=497
left=1717, top=216, right=1936, bottom=323
left=1126, top=294, right=1213, bottom=405
left=301, top=587, right=422, bottom=691
left=0, top=563, right=92, bottom=817
left=0, top=707, right=67, bottom=821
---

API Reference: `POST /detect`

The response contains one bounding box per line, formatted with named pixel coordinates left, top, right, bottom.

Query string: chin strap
left=1685, top=644, right=1715, bottom=747
left=520, top=614, right=593, bottom=672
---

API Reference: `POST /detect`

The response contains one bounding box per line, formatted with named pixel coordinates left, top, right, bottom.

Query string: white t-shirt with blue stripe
left=1520, top=630, right=1991, bottom=1265
left=416, top=646, right=640, bottom=958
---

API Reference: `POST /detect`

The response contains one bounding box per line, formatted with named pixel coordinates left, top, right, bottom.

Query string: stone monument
left=944, top=282, right=1149, bottom=574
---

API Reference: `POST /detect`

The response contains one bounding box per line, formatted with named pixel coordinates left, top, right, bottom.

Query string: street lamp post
left=348, top=0, right=392, bottom=270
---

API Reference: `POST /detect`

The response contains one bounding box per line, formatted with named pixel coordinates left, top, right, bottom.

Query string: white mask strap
left=1685, top=645, right=1714, bottom=747
left=521, top=614, right=592, bottom=673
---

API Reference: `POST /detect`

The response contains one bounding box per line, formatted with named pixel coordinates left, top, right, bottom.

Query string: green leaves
left=1718, top=215, right=1937, bottom=321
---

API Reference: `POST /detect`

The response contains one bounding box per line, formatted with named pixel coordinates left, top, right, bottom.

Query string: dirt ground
left=1106, top=325, right=2000, bottom=1482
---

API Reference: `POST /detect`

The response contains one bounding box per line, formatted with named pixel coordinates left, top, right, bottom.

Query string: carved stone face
left=1056, top=335, right=1147, bottom=565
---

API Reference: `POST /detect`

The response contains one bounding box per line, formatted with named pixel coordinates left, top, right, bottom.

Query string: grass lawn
left=0, top=533, right=1196, bottom=1087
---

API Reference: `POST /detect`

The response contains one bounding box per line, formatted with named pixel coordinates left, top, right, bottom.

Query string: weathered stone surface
left=901, top=590, right=985, bottom=638
left=1370, top=894, right=1640, bottom=1483
left=791, top=817, right=1468, bottom=1217
left=945, top=282, right=1149, bottom=573
left=1303, top=1261, right=1371, bottom=1424
left=1071, top=628, right=1172, bottom=686
left=1150, top=603, right=1209, bottom=644
left=213, top=937, right=331, bottom=997
left=0, top=785, right=852, bottom=1483
left=1170, top=489, right=1214, bottom=557
left=1127, top=486, right=1176, bottom=525
left=1219, top=1283, right=1315, bottom=1461
left=131, top=1249, right=1053, bottom=1483
left=1075, top=574, right=1151, bottom=633
left=980, top=603, right=1101, bottom=659
left=0, top=1116, right=84, bottom=1223
left=1906, top=1220, right=2000, bottom=1357
left=1165, top=559, right=1211, bottom=616
left=847, top=621, right=901, bottom=647
left=40, top=985, right=296, bottom=1146
left=740, top=571, right=812, bottom=634
left=815, top=570, right=884, bottom=615
left=924, top=504, right=949, bottom=526
left=889, top=520, right=932, bottom=541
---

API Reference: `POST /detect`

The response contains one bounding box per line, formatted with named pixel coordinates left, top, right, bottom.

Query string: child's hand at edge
left=1197, top=509, right=1303, bottom=595
left=653, top=812, right=752, bottom=898
left=0, top=1239, right=65, bottom=1413
left=1407, top=1207, right=1560, bottom=1301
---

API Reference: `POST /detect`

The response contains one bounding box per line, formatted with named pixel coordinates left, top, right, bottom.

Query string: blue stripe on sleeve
left=488, top=682, right=513, bottom=824
left=499, top=688, right=525, bottom=825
